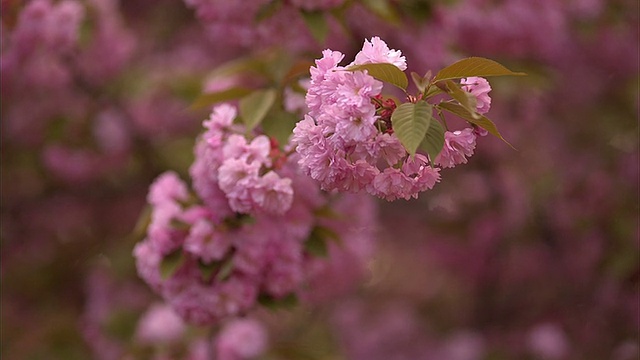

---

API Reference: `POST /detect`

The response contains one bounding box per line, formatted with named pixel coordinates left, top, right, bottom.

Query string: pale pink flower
left=292, top=115, right=323, bottom=153
left=216, top=318, right=268, bottom=360
left=352, top=36, right=407, bottom=70
left=528, top=323, right=570, bottom=360
left=372, top=168, right=414, bottom=201
left=251, top=172, right=294, bottom=215
left=461, top=77, right=492, bottom=114
left=204, top=104, right=237, bottom=132
left=135, top=303, right=186, bottom=345
left=223, top=134, right=271, bottom=167
left=435, top=128, right=477, bottom=168
left=184, top=219, right=230, bottom=263
left=133, top=241, right=163, bottom=290
left=147, top=171, right=189, bottom=206
left=147, top=201, right=186, bottom=254
left=403, top=154, right=441, bottom=193
left=218, top=158, right=260, bottom=194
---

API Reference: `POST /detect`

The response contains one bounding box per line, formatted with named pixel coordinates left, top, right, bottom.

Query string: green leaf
left=170, top=218, right=191, bottom=232
left=440, top=80, right=479, bottom=119
left=300, top=10, right=329, bottom=44
left=261, top=108, right=300, bottom=146
left=437, top=102, right=515, bottom=149
left=160, top=249, right=185, bottom=279
left=132, top=205, right=152, bottom=241
left=314, top=226, right=340, bottom=243
left=347, top=63, right=408, bottom=90
left=305, top=228, right=329, bottom=257
left=420, top=119, right=445, bottom=161
left=198, top=259, right=218, bottom=283
left=391, top=101, right=433, bottom=155
left=360, top=0, right=401, bottom=25
left=257, top=293, right=299, bottom=310
left=215, top=257, right=235, bottom=282
left=190, top=87, right=253, bottom=110
left=282, top=60, right=315, bottom=86
left=411, top=71, right=429, bottom=93
left=433, top=57, right=527, bottom=82
left=208, top=57, right=266, bottom=80
left=239, top=89, right=277, bottom=132
left=256, top=0, right=283, bottom=22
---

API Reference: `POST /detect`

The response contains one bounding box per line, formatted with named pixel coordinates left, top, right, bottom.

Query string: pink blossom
left=204, top=104, right=237, bottom=133
left=461, top=77, right=492, bottom=114
left=434, top=128, right=477, bottom=168
left=146, top=201, right=187, bottom=254
left=217, top=158, right=260, bottom=195
left=352, top=36, right=408, bottom=70
left=216, top=318, right=268, bottom=360
left=133, top=241, right=163, bottom=290
left=251, top=172, right=294, bottom=215
left=147, top=171, right=189, bottom=206
left=135, top=303, right=186, bottom=344
left=223, top=134, right=271, bottom=167
left=528, top=323, right=570, bottom=359
left=184, top=219, right=231, bottom=263
left=372, top=168, right=414, bottom=201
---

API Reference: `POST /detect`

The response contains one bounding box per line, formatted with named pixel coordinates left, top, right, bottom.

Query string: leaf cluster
left=348, top=57, right=524, bottom=158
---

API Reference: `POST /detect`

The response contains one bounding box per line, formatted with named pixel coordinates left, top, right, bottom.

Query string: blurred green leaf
left=239, top=88, right=277, bottom=132
left=282, top=60, right=314, bottom=86
left=261, top=108, right=300, bottom=146
left=434, top=57, right=526, bottom=82
left=411, top=71, right=430, bottom=93
left=208, top=57, right=267, bottom=79
left=198, top=258, right=218, bottom=283
left=190, top=87, right=253, bottom=109
left=160, top=249, right=185, bottom=279
left=258, top=292, right=299, bottom=310
left=301, top=10, right=329, bottom=44
left=391, top=101, right=433, bottom=155
left=305, top=231, right=329, bottom=257
left=215, top=257, right=235, bottom=282
left=360, top=0, right=401, bottom=25
left=256, top=0, right=283, bottom=22
left=348, top=63, right=408, bottom=90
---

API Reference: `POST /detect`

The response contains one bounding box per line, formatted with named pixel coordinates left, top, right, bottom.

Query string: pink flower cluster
left=196, top=104, right=294, bottom=215
left=216, top=318, right=268, bottom=360
left=293, top=37, right=490, bottom=201
left=134, top=104, right=375, bottom=325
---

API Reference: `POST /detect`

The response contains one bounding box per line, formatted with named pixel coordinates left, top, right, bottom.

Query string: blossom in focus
left=352, top=36, right=408, bottom=70
left=461, top=77, right=492, bottom=114
left=434, top=129, right=477, bottom=168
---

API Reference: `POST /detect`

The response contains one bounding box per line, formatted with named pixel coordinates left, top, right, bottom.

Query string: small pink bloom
left=148, top=171, right=189, bottom=206
left=251, top=172, right=294, bottom=215
left=461, top=77, right=492, bottom=114
left=135, top=303, right=186, bottom=344
left=218, top=158, right=260, bottom=194
left=223, top=134, right=271, bottom=166
left=372, top=168, right=413, bottom=201
left=204, top=104, right=237, bottom=131
left=435, top=128, right=477, bottom=168
left=216, top=318, right=268, bottom=360
left=352, top=36, right=407, bottom=70
left=184, top=219, right=230, bottom=262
